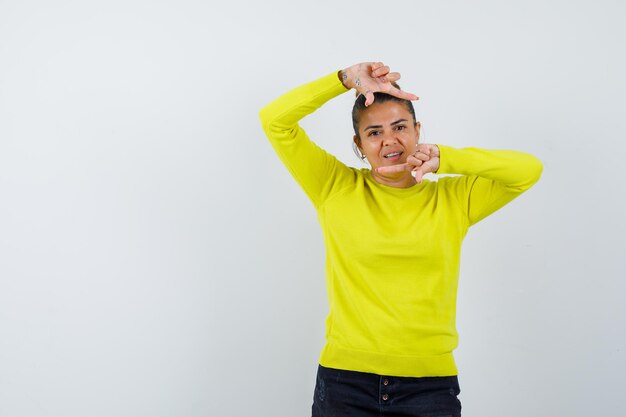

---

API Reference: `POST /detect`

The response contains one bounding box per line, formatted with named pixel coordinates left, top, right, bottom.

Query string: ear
left=353, top=134, right=362, bottom=149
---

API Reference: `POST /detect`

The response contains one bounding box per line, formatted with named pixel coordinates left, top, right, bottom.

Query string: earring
left=352, top=141, right=368, bottom=163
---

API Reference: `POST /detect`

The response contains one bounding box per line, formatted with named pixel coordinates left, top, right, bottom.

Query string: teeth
left=385, top=152, right=401, bottom=158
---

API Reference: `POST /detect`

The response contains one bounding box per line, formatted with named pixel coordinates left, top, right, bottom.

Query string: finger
left=416, top=144, right=432, bottom=156
left=408, top=153, right=429, bottom=164
left=386, top=72, right=401, bottom=83
left=376, top=163, right=413, bottom=174
left=413, top=168, right=424, bottom=184
left=428, top=144, right=440, bottom=158
left=364, top=90, right=375, bottom=107
left=372, top=65, right=390, bottom=78
left=371, top=61, right=383, bottom=70
left=369, top=62, right=382, bottom=76
left=387, top=84, right=419, bottom=101
left=423, top=160, right=439, bottom=174
left=406, top=156, right=424, bottom=168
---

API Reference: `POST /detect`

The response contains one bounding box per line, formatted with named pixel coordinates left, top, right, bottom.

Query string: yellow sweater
left=259, top=71, right=543, bottom=377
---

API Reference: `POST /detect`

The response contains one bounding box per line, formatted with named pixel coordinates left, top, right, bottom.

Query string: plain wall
left=1, top=0, right=624, bottom=416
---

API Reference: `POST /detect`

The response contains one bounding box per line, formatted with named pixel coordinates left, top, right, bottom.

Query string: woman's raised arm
left=259, top=62, right=416, bottom=207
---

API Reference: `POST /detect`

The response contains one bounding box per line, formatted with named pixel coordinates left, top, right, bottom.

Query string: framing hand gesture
left=340, top=62, right=419, bottom=106
left=377, top=143, right=440, bottom=184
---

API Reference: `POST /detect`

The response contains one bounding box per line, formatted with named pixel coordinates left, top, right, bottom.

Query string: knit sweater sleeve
left=259, top=71, right=355, bottom=207
left=436, top=145, right=543, bottom=225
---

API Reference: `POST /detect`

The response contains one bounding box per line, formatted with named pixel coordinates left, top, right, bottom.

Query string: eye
left=395, top=125, right=406, bottom=131
left=367, top=130, right=381, bottom=137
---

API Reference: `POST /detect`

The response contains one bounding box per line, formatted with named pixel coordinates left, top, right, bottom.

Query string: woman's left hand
left=377, top=144, right=440, bottom=184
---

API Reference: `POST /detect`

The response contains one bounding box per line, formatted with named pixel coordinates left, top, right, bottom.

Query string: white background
left=1, top=0, right=624, bottom=416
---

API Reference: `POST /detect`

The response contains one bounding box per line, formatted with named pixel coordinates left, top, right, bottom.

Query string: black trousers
left=312, top=364, right=462, bottom=417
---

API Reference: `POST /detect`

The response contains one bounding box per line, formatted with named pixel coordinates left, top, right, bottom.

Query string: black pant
left=312, top=364, right=462, bottom=417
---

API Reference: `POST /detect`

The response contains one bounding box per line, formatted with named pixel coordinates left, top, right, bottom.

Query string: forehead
left=358, top=101, right=412, bottom=127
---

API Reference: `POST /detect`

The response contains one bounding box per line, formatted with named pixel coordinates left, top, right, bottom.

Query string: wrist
left=339, top=64, right=362, bottom=89
left=338, top=68, right=351, bottom=89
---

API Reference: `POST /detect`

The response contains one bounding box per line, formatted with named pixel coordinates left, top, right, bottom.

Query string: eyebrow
left=364, top=119, right=409, bottom=131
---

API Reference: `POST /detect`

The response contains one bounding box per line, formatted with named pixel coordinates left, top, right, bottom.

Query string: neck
left=371, top=170, right=417, bottom=188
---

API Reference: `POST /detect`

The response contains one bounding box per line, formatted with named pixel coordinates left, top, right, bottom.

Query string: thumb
left=364, top=90, right=375, bottom=107
left=412, top=168, right=424, bottom=184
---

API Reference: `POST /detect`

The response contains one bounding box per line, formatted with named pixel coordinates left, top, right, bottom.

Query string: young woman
left=259, top=62, right=542, bottom=417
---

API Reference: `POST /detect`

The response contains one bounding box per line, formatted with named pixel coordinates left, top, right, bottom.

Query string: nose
left=382, top=131, right=399, bottom=146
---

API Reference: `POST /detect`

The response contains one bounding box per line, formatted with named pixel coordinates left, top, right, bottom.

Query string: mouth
left=383, top=151, right=403, bottom=161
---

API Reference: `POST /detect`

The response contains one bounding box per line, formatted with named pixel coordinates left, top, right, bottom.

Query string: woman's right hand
left=340, top=62, right=419, bottom=106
